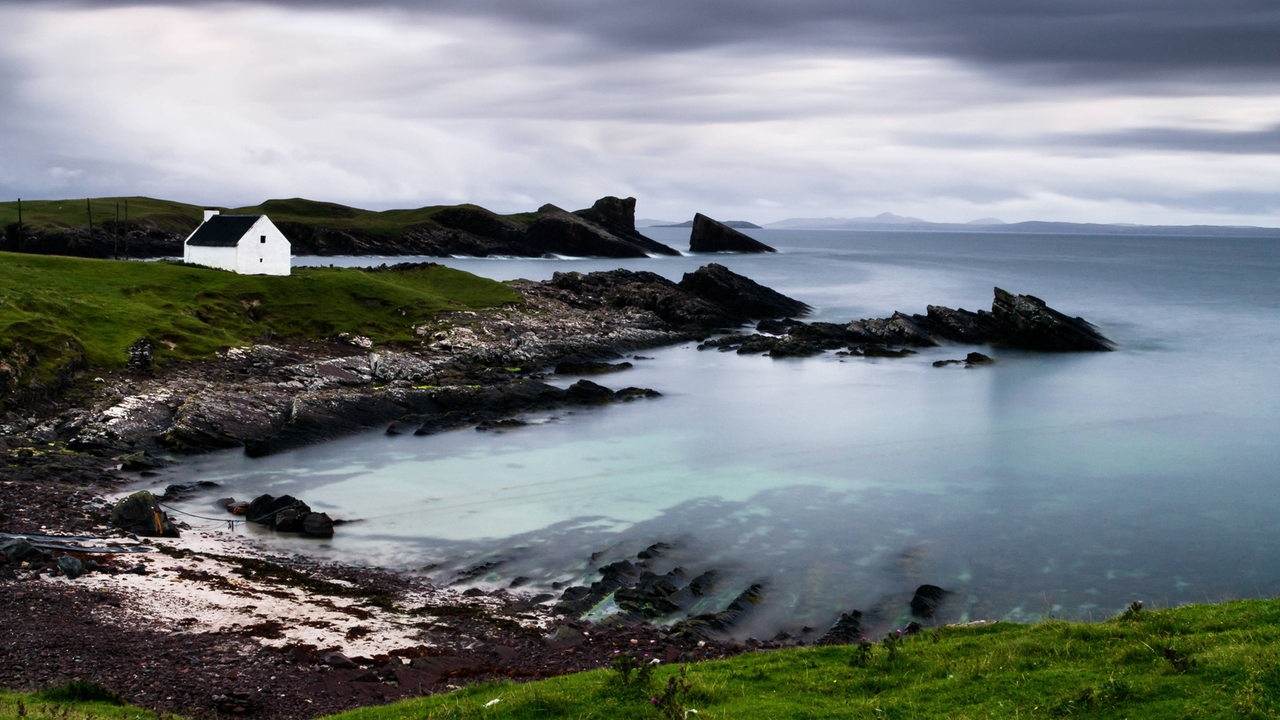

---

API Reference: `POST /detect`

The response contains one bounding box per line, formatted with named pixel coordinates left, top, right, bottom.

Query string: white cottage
left=183, top=210, right=292, bottom=276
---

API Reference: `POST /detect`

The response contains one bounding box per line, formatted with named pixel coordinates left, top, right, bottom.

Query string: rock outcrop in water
left=689, top=213, right=777, bottom=253
left=701, top=287, right=1113, bottom=357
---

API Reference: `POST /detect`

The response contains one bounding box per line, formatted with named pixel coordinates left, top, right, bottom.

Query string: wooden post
left=124, top=198, right=130, bottom=260
left=15, top=198, right=21, bottom=238
left=113, top=201, right=120, bottom=259
left=86, top=198, right=94, bottom=237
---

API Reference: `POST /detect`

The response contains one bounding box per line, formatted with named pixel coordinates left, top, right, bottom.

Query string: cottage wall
left=184, top=243, right=238, bottom=272
left=233, top=216, right=292, bottom=276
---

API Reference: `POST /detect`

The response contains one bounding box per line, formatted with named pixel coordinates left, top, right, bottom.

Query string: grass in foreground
left=0, top=681, right=180, bottom=719
left=0, top=251, right=519, bottom=395
left=324, top=599, right=1280, bottom=720
left=6, top=599, right=1280, bottom=719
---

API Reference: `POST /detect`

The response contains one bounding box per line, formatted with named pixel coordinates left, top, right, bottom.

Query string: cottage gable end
left=183, top=212, right=292, bottom=276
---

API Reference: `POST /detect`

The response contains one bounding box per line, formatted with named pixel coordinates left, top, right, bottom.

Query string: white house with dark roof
left=183, top=210, right=292, bottom=276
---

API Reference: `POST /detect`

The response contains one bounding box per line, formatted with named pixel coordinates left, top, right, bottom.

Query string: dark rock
left=542, top=624, right=587, bottom=650
left=678, top=263, right=812, bottom=321
left=160, top=481, right=219, bottom=501
left=615, top=570, right=685, bottom=618
left=110, top=490, right=179, bottom=537
left=323, top=652, right=358, bottom=669
left=271, top=506, right=307, bottom=533
left=818, top=610, right=864, bottom=645
left=672, top=582, right=766, bottom=639
left=554, top=358, right=634, bottom=375
left=57, top=554, right=85, bottom=579
left=126, top=338, right=154, bottom=372
left=301, top=512, right=335, bottom=538
left=246, top=494, right=308, bottom=525
left=689, top=213, right=777, bottom=253
left=474, top=418, right=529, bottom=432
left=614, top=386, right=662, bottom=401
left=566, top=379, right=616, bottom=403
left=756, top=317, right=805, bottom=335
left=1, top=539, right=42, bottom=563
left=910, top=584, right=949, bottom=618
left=702, top=287, right=1110, bottom=359
left=989, top=287, right=1114, bottom=351
left=933, top=351, right=994, bottom=368
left=573, top=197, right=681, bottom=256
left=636, top=542, right=673, bottom=560
left=526, top=204, right=662, bottom=258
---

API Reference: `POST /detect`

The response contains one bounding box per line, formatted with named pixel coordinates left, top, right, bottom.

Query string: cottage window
left=260, top=235, right=267, bottom=244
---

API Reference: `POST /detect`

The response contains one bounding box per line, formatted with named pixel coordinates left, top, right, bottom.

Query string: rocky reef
left=34, top=263, right=810, bottom=458
left=701, top=287, right=1113, bottom=357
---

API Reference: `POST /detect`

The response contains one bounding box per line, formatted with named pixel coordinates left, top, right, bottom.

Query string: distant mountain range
left=638, top=218, right=762, bottom=229
left=645, top=212, right=1280, bottom=237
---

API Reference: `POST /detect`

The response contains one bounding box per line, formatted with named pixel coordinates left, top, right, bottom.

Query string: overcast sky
left=2, top=1, right=1279, bottom=226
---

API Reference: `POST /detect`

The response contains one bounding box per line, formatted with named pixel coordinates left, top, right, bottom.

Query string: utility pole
left=124, top=198, right=130, bottom=260
left=86, top=198, right=94, bottom=239
left=16, top=198, right=21, bottom=239
left=113, top=201, right=120, bottom=259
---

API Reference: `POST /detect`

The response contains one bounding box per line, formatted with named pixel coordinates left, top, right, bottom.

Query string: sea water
left=159, top=228, right=1280, bottom=637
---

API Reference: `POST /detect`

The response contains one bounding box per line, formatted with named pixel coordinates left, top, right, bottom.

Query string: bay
left=158, top=227, right=1280, bottom=637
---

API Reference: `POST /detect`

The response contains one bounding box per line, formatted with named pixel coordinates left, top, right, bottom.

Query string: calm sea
left=156, top=227, right=1280, bottom=638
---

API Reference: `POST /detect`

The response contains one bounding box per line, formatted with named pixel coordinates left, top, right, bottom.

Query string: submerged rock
left=910, top=584, right=949, bottom=618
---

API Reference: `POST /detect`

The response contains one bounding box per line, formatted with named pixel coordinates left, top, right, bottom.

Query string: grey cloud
left=27, top=1, right=1280, bottom=86
left=906, top=125, right=1280, bottom=155
left=1067, top=125, right=1280, bottom=155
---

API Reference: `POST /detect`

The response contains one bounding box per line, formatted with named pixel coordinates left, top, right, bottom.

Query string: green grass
left=1, top=682, right=181, bottom=719
left=6, top=599, right=1280, bottom=718
left=0, top=251, right=519, bottom=400
left=0, top=196, right=540, bottom=242
left=320, top=598, right=1280, bottom=720
left=0, top=196, right=203, bottom=235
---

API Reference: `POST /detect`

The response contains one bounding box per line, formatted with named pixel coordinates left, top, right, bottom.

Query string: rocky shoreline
left=1, top=263, right=1111, bottom=717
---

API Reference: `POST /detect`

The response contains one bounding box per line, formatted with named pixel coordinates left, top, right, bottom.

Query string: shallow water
left=160, top=228, right=1280, bottom=637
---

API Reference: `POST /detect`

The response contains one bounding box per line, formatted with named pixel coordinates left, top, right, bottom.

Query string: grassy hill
left=6, top=598, right=1280, bottom=718
left=0, top=196, right=203, bottom=235
left=0, top=196, right=532, bottom=238
left=0, top=252, right=520, bottom=407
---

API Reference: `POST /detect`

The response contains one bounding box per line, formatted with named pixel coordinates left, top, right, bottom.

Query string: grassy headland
left=0, top=251, right=519, bottom=406
left=7, top=598, right=1280, bottom=718
left=0, top=196, right=531, bottom=240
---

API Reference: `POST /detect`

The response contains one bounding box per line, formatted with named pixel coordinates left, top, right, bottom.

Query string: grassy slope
left=6, top=599, right=1280, bottom=718
left=0, top=197, right=536, bottom=238
left=321, top=600, right=1280, bottom=720
left=0, top=252, right=519, bottom=391
left=0, top=197, right=203, bottom=234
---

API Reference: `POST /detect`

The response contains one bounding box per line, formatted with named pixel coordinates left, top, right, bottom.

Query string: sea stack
left=689, top=213, right=776, bottom=253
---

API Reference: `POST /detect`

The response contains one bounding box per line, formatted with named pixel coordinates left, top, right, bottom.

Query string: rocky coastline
left=1, top=262, right=1111, bottom=718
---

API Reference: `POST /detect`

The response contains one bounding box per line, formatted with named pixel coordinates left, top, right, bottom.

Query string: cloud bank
left=1, top=1, right=1278, bottom=225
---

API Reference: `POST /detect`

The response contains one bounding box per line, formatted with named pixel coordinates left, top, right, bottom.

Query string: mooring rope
left=158, top=502, right=244, bottom=531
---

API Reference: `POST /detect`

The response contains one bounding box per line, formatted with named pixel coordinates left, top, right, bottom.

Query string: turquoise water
left=162, top=229, right=1280, bottom=637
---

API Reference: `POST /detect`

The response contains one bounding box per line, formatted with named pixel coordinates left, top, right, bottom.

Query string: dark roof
left=186, top=215, right=263, bottom=247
